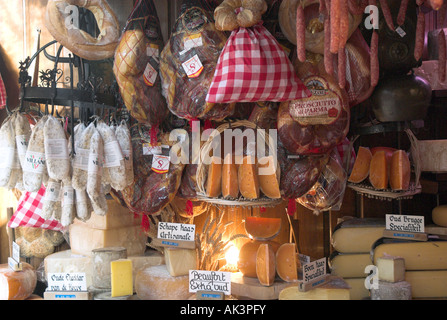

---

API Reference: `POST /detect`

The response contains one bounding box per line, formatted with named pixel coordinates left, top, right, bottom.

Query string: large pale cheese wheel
left=389, top=150, right=411, bottom=191
left=279, top=276, right=350, bottom=300
left=329, top=253, right=372, bottom=278
left=369, top=151, right=389, bottom=190
left=222, top=154, right=239, bottom=199
left=238, top=240, right=281, bottom=278
left=348, top=147, right=372, bottom=184
left=69, top=223, right=147, bottom=257
left=406, top=270, right=447, bottom=299
left=244, top=217, right=281, bottom=240
left=331, top=218, right=385, bottom=253
left=257, top=156, right=281, bottom=199
left=238, top=156, right=260, bottom=199
left=276, top=243, right=299, bottom=283
left=165, top=248, right=197, bottom=277
left=432, top=205, right=447, bottom=227
left=0, top=263, right=37, bottom=300
left=206, top=157, right=223, bottom=198
left=135, top=265, right=191, bottom=300
left=256, top=244, right=276, bottom=287
left=373, top=241, right=447, bottom=271
left=344, top=278, right=370, bottom=300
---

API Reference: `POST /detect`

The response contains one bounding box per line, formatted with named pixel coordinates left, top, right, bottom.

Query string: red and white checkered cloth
left=7, top=185, right=65, bottom=231
left=0, top=73, right=6, bottom=109
left=206, top=24, right=311, bottom=104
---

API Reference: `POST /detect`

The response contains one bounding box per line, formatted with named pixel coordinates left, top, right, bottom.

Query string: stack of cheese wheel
left=239, top=217, right=300, bottom=287
left=329, top=218, right=385, bottom=300
left=348, top=146, right=411, bottom=191
left=372, top=239, right=447, bottom=299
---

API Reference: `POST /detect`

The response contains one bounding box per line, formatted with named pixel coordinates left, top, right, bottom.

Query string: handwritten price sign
left=152, top=154, right=170, bottom=174
left=182, top=55, right=204, bottom=78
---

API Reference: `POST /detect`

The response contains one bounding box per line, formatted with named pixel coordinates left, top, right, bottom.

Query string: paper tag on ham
left=182, top=55, right=203, bottom=78
left=152, top=154, right=170, bottom=174
left=289, top=76, right=342, bottom=126
left=143, top=63, right=158, bottom=86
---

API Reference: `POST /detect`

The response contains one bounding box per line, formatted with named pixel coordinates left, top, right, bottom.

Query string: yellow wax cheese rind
left=344, top=278, right=371, bottom=301
left=69, top=223, right=147, bottom=257
left=432, top=205, right=447, bottom=228
left=279, top=276, right=350, bottom=300
left=135, top=265, right=191, bottom=300
left=0, top=263, right=37, bottom=300
left=405, top=270, right=447, bottom=299
left=165, top=248, right=197, bottom=277
left=206, top=157, right=223, bottom=198
left=372, top=241, right=447, bottom=271
left=331, top=226, right=385, bottom=253
left=111, top=259, right=133, bottom=298
left=329, top=253, right=372, bottom=278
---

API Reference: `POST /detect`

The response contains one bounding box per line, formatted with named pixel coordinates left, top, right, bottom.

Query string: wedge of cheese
left=348, top=147, right=372, bottom=184
left=206, top=156, right=223, bottom=198
left=276, top=243, right=299, bottom=283
left=369, top=151, right=389, bottom=190
left=238, top=240, right=281, bottom=278
left=389, top=150, right=411, bottom=191
left=376, top=256, right=405, bottom=283
left=244, top=217, right=281, bottom=240
left=238, top=155, right=260, bottom=199
left=222, top=154, right=239, bottom=199
left=257, top=156, right=281, bottom=199
left=256, top=243, right=276, bottom=287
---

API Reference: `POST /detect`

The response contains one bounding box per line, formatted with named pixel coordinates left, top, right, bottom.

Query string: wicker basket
left=195, top=120, right=282, bottom=208
left=347, top=129, right=422, bottom=201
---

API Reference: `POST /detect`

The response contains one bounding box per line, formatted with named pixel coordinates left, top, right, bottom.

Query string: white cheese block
left=370, top=280, right=412, bottom=300
left=74, top=199, right=141, bottom=230
left=344, top=278, right=370, bottom=300
left=372, top=241, right=447, bottom=271
left=376, top=256, right=405, bottom=283
left=330, top=253, right=372, bottom=278
left=69, top=223, right=147, bottom=257
left=165, top=248, right=197, bottom=277
left=406, top=270, right=447, bottom=299
left=135, top=265, right=192, bottom=300
left=432, top=205, right=447, bottom=228
left=331, top=218, right=385, bottom=253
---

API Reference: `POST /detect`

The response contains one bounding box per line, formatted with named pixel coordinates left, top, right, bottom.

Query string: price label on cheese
left=303, top=258, right=327, bottom=284
left=152, top=154, right=170, bottom=174
left=157, top=222, right=195, bottom=242
left=47, top=273, right=87, bottom=292
left=189, top=270, right=231, bottom=295
left=182, top=54, right=203, bottom=78
left=386, top=214, right=425, bottom=233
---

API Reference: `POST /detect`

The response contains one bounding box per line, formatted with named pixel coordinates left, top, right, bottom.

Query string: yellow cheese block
left=329, top=253, right=372, bottom=278
left=69, top=223, right=147, bottom=257
left=222, top=154, right=239, bottom=199
left=279, top=276, right=350, bottom=300
left=111, top=259, right=133, bottom=297
left=238, top=155, right=260, bottom=199
left=369, top=151, right=389, bottom=190
left=344, top=278, right=370, bottom=300
left=165, top=248, right=197, bottom=277
left=432, top=205, right=447, bottom=227
left=331, top=218, right=385, bottom=253
left=0, top=263, right=37, bottom=300
left=135, top=265, right=191, bottom=300
left=376, top=256, right=405, bottom=283
left=406, top=270, right=447, bottom=299
left=206, top=156, right=222, bottom=198
left=257, top=156, right=281, bottom=199
left=373, top=241, right=447, bottom=271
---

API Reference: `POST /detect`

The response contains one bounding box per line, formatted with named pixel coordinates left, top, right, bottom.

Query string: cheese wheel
left=276, top=243, right=299, bottom=282
left=432, top=205, right=447, bottom=227
left=258, top=156, right=281, bottom=199
left=222, top=154, right=239, bottom=199
left=406, top=270, right=447, bottom=299
left=279, top=276, right=350, bottom=300
left=369, top=151, right=389, bottom=190
left=329, top=253, right=372, bottom=278
left=256, top=244, right=276, bottom=287
left=344, top=278, right=370, bottom=300
left=244, top=217, right=281, bottom=240
left=206, top=157, right=223, bottom=198
left=238, top=155, right=260, bottom=199
left=389, top=150, right=411, bottom=191
left=135, top=265, right=191, bottom=300
left=0, top=263, right=37, bottom=300
left=348, top=147, right=372, bottom=184
left=238, top=240, right=281, bottom=278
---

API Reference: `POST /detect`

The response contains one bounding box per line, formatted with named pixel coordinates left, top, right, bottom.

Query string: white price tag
left=182, top=54, right=204, bottom=78
left=152, top=154, right=170, bottom=174
left=143, top=63, right=157, bottom=86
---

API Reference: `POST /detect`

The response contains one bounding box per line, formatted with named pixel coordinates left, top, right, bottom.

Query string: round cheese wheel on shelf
left=244, top=217, right=282, bottom=240
left=238, top=240, right=281, bottom=278
left=433, top=205, right=447, bottom=227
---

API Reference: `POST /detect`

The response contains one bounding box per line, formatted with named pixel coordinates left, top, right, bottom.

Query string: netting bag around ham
left=206, top=22, right=311, bottom=104
left=160, top=0, right=236, bottom=121
left=113, top=0, right=169, bottom=128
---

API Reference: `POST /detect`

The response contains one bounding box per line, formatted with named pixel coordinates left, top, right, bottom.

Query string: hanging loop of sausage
left=438, top=29, right=446, bottom=83
left=330, top=0, right=341, bottom=54
left=379, top=0, right=395, bottom=31
left=370, top=30, right=380, bottom=87
left=414, top=10, right=425, bottom=61
left=296, top=1, right=307, bottom=62
left=397, top=0, right=409, bottom=26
